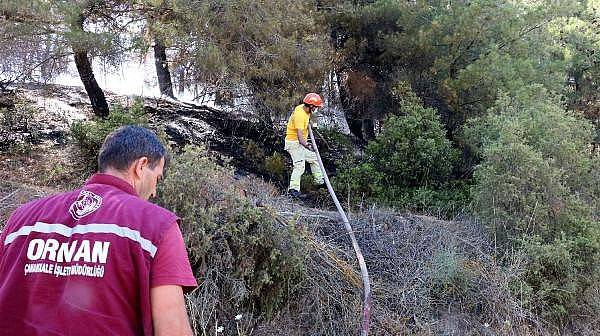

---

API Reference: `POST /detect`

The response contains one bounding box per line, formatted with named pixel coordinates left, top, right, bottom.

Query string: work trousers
left=284, top=140, right=324, bottom=191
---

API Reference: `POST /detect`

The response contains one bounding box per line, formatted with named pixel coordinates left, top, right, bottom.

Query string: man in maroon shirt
left=0, top=125, right=197, bottom=335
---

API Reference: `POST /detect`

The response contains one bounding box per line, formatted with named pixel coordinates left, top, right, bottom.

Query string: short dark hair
left=98, top=125, right=168, bottom=172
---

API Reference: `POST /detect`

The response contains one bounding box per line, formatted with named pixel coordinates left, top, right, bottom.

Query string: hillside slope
left=1, top=86, right=596, bottom=335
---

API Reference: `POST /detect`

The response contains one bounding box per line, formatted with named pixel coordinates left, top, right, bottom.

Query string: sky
left=53, top=54, right=164, bottom=98
left=50, top=53, right=203, bottom=105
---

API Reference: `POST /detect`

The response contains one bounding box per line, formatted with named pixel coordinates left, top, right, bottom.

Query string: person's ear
left=133, top=157, right=149, bottom=178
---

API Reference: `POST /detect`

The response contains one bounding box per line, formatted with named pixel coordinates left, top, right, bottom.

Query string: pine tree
left=0, top=0, right=136, bottom=117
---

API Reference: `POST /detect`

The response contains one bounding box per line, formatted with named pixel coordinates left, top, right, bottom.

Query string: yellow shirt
left=285, top=104, right=310, bottom=141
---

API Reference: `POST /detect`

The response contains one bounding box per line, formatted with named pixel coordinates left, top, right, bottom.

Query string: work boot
left=288, top=189, right=302, bottom=198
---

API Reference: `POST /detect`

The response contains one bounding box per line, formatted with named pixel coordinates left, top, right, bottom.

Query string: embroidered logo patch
left=69, top=190, right=102, bottom=220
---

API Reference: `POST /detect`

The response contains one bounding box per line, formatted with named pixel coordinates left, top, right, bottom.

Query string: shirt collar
left=85, top=173, right=138, bottom=196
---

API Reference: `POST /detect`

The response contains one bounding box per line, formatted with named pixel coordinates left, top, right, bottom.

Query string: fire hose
left=308, top=125, right=372, bottom=336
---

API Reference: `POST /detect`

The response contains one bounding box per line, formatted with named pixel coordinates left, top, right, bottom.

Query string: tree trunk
left=323, top=71, right=351, bottom=134
left=176, top=67, right=185, bottom=94
left=71, top=15, right=109, bottom=118
left=73, top=49, right=109, bottom=118
left=362, top=118, right=375, bottom=141
left=153, top=38, right=174, bottom=98
left=336, top=71, right=361, bottom=139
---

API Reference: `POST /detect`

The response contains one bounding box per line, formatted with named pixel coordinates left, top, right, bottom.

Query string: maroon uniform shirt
left=0, top=174, right=197, bottom=335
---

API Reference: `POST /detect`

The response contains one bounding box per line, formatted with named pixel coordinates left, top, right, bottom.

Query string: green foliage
left=555, top=4, right=600, bottom=148
left=0, top=101, right=40, bottom=154
left=243, top=140, right=266, bottom=170
left=466, top=86, right=595, bottom=238
left=165, top=0, right=331, bottom=118
left=446, top=49, right=566, bottom=124
left=328, top=0, right=578, bottom=129
left=465, top=85, right=599, bottom=322
left=334, top=158, right=385, bottom=202
left=70, top=100, right=148, bottom=168
left=427, top=250, right=473, bottom=302
left=334, top=96, right=462, bottom=215
left=264, top=152, right=286, bottom=182
left=397, top=181, right=472, bottom=219
left=365, top=107, right=457, bottom=189
left=556, top=5, right=600, bottom=104
left=2, top=0, right=599, bottom=330
left=1, top=0, right=132, bottom=85
left=519, top=229, right=600, bottom=323
left=242, top=140, right=290, bottom=186
left=156, top=146, right=305, bottom=321
left=313, top=127, right=356, bottom=165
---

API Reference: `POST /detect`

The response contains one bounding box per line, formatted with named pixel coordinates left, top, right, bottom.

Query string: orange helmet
left=303, top=93, right=323, bottom=107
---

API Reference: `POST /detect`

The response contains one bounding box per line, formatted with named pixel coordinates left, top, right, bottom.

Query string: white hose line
left=308, top=125, right=372, bottom=336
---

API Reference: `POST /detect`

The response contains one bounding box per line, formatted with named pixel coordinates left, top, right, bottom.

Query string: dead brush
left=255, top=197, right=551, bottom=335
left=157, top=146, right=307, bottom=335
left=157, top=146, right=553, bottom=335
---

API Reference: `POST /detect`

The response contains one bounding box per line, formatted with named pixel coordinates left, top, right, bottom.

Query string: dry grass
left=0, top=143, right=88, bottom=228
left=0, top=181, right=56, bottom=226
left=243, top=191, right=551, bottom=336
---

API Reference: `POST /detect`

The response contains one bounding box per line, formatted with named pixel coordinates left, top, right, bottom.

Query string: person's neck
left=100, top=168, right=135, bottom=188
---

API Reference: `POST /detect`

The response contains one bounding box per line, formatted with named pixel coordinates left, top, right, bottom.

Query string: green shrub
left=366, top=107, right=457, bottom=189
left=156, top=146, right=305, bottom=326
left=0, top=101, right=40, bottom=154
left=243, top=140, right=266, bottom=170
left=464, top=85, right=600, bottom=323
left=466, top=86, right=596, bottom=239
left=243, top=141, right=292, bottom=187
left=471, top=139, right=572, bottom=239
left=333, top=95, right=462, bottom=215
left=70, top=100, right=148, bottom=167
left=519, top=229, right=600, bottom=323
left=333, top=159, right=385, bottom=202
left=427, top=250, right=473, bottom=302
left=397, top=181, right=472, bottom=218
left=264, top=152, right=287, bottom=183
left=313, top=127, right=356, bottom=164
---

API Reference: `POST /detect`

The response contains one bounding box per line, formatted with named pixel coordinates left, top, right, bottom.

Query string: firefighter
left=284, top=93, right=325, bottom=197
